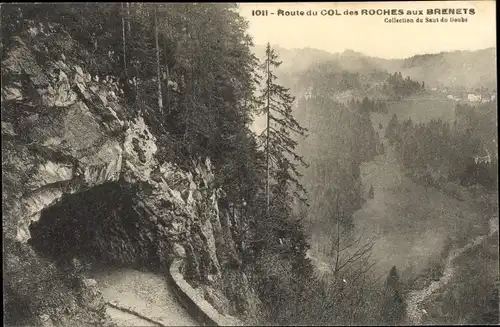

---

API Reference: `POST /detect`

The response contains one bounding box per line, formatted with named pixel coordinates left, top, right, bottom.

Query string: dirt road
left=405, top=216, right=498, bottom=324
left=86, top=266, right=198, bottom=326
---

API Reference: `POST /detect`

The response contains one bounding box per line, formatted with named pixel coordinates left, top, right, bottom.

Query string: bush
left=251, top=249, right=383, bottom=325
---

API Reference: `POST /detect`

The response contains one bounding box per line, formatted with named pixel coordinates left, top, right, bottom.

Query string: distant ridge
left=252, top=45, right=496, bottom=90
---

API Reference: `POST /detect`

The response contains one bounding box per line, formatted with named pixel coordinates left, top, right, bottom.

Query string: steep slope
left=2, top=20, right=257, bottom=327
left=252, top=44, right=337, bottom=76
left=398, top=48, right=497, bottom=90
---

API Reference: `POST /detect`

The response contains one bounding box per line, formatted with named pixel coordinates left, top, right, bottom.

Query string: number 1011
left=252, top=10, right=269, bottom=16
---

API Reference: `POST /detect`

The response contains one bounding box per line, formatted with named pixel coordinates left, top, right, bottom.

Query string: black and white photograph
left=2, top=1, right=498, bottom=326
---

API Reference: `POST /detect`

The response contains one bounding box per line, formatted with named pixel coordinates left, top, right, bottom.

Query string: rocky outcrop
left=2, top=32, right=127, bottom=244
left=2, top=22, right=254, bottom=326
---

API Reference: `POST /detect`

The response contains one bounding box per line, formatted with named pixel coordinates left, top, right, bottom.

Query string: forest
left=0, top=3, right=403, bottom=325
left=383, top=72, right=425, bottom=100
left=382, top=100, right=498, bottom=324
left=297, top=95, right=382, bottom=229
left=385, top=101, right=498, bottom=192
left=2, top=3, right=497, bottom=326
left=1, top=2, right=318, bottom=323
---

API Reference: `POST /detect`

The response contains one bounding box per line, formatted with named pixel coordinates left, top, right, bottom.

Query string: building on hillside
left=468, top=93, right=482, bottom=102
left=491, top=94, right=496, bottom=101
left=474, top=148, right=492, bottom=165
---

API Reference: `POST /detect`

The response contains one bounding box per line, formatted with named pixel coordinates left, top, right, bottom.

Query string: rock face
left=2, top=22, right=252, bottom=326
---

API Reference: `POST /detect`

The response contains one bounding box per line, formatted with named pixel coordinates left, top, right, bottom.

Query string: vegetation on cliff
left=1, top=3, right=313, bottom=325
left=4, top=3, right=496, bottom=327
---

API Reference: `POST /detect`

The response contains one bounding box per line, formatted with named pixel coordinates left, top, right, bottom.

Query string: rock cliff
left=2, top=21, right=256, bottom=326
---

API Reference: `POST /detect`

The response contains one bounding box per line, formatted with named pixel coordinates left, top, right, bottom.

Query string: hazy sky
left=238, top=1, right=496, bottom=59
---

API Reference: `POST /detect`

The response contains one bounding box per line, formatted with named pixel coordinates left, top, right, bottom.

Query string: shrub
left=251, top=249, right=383, bottom=325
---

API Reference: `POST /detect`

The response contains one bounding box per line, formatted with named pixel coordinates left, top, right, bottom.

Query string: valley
left=2, top=3, right=497, bottom=326
left=307, top=107, right=498, bottom=324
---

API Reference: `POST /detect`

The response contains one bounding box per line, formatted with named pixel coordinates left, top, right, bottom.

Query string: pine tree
left=381, top=266, right=407, bottom=324
left=126, top=3, right=131, bottom=36
left=259, top=42, right=308, bottom=211
left=153, top=4, right=163, bottom=113
left=368, top=185, right=374, bottom=199
left=121, top=3, right=128, bottom=79
left=379, top=141, right=385, bottom=155
left=385, top=114, right=398, bottom=144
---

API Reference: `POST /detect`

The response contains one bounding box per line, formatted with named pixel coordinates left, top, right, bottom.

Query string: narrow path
left=405, top=216, right=499, bottom=324
left=85, top=266, right=198, bottom=326
left=105, top=305, right=161, bottom=327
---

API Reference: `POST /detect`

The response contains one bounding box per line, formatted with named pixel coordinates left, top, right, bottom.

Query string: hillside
left=397, top=48, right=497, bottom=90
left=252, top=45, right=497, bottom=92
left=251, top=44, right=337, bottom=76
left=3, top=4, right=497, bottom=327
left=1, top=4, right=302, bottom=326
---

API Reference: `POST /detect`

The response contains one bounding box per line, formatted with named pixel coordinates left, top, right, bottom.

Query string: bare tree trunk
left=154, top=4, right=163, bottom=113
left=0, top=4, right=2, bottom=40
left=163, top=35, right=170, bottom=114
left=121, top=3, right=128, bottom=78
left=126, top=3, right=131, bottom=36
left=334, top=193, right=340, bottom=276
left=266, top=44, right=271, bottom=212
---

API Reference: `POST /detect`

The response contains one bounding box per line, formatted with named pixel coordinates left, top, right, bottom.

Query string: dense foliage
left=8, top=3, right=491, bottom=326
left=383, top=72, right=425, bottom=100
left=298, top=95, right=382, bottom=233
left=381, top=266, right=407, bottom=324
left=352, top=96, right=389, bottom=114
left=385, top=101, right=498, bottom=191
left=1, top=3, right=317, bottom=324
